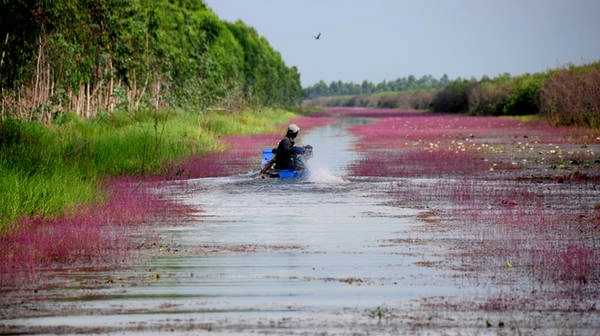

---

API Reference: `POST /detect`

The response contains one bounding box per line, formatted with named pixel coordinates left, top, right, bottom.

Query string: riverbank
left=0, top=107, right=331, bottom=286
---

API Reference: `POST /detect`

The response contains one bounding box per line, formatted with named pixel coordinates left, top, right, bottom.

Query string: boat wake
left=306, top=162, right=346, bottom=184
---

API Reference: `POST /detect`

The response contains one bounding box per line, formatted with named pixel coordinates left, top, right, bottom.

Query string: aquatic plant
left=0, top=177, right=192, bottom=287
left=393, top=175, right=600, bottom=289
left=348, top=108, right=600, bottom=178
left=352, top=149, right=514, bottom=177
left=348, top=107, right=600, bottom=300
left=349, top=112, right=524, bottom=150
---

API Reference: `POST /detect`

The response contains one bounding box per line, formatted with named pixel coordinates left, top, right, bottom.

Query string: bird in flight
left=313, top=33, right=321, bottom=40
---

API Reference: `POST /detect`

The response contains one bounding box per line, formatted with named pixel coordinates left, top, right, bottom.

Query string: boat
left=260, top=145, right=312, bottom=178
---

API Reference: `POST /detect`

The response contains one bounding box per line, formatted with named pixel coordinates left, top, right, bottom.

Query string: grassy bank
left=0, top=108, right=297, bottom=233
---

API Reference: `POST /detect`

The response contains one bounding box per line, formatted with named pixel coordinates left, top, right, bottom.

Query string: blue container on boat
left=262, top=148, right=274, bottom=169
left=261, top=148, right=308, bottom=178
left=278, top=169, right=295, bottom=178
left=294, top=146, right=306, bottom=154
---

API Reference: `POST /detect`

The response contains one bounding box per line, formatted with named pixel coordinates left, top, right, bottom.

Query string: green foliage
left=429, top=63, right=600, bottom=127
left=0, top=119, right=98, bottom=230
left=502, top=74, right=545, bottom=115
left=304, top=74, right=450, bottom=99
left=430, top=78, right=475, bottom=113
left=0, top=0, right=303, bottom=119
left=226, top=21, right=302, bottom=107
left=466, top=73, right=547, bottom=116
left=540, top=62, right=600, bottom=128
left=0, top=0, right=41, bottom=88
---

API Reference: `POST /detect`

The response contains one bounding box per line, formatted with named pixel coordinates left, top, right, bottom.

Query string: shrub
left=503, top=73, right=546, bottom=116
left=540, top=62, right=600, bottom=128
left=467, top=80, right=512, bottom=116
left=430, top=78, right=475, bottom=113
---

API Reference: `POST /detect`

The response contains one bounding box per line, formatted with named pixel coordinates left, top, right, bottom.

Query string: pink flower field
left=0, top=177, right=194, bottom=286
left=339, top=107, right=600, bottom=311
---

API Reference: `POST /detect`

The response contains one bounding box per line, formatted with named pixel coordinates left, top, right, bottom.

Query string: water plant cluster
left=340, top=107, right=600, bottom=309
left=0, top=177, right=191, bottom=286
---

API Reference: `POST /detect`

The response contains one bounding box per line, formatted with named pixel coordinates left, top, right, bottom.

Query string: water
left=4, top=118, right=474, bottom=334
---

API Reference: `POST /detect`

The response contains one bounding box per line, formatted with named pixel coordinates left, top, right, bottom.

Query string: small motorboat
left=260, top=145, right=313, bottom=178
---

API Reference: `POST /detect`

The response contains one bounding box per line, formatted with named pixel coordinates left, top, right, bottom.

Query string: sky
left=204, top=0, right=600, bottom=87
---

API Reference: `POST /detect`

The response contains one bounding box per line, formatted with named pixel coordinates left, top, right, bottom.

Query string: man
left=259, top=124, right=300, bottom=177
left=274, top=123, right=300, bottom=170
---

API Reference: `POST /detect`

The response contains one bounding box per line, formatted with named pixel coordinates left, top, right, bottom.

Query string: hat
left=288, top=124, right=300, bottom=133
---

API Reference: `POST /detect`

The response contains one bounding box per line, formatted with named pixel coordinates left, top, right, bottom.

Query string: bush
left=430, top=79, right=475, bottom=113
left=540, top=62, right=600, bottom=127
left=465, top=73, right=545, bottom=116
left=430, top=65, right=600, bottom=126
left=467, top=80, right=511, bottom=116
left=503, top=73, right=546, bottom=116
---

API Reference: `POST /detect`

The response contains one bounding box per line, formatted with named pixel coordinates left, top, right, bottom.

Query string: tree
left=1, top=0, right=304, bottom=119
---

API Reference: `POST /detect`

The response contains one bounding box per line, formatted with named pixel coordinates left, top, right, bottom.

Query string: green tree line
left=304, top=63, right=600, bottom=128
left=0, top=0, right=303, bottom=121
left=430, top=63, right=600, bottom=127
left=304, top=74, right=450, bottom=99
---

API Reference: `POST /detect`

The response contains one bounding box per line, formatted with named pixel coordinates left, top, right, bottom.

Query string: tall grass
left=199, top=108, right=297, bottom=136
left=0, top=107, right=299, bottom=232
left=0, top=166, right=97, bottom=227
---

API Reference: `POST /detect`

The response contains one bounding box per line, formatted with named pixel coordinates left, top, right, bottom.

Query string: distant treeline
left=0, top=0, right=303, bottom=122
left=304, top=62, right=600, bottom=128
left=304, top=74, right=450, bottom=99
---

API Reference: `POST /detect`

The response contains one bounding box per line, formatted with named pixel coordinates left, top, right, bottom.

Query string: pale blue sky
left=204, top=0, right=600, bottom=87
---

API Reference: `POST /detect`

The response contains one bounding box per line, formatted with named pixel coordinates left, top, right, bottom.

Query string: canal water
left=5, top=118, right=475, bottom=334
